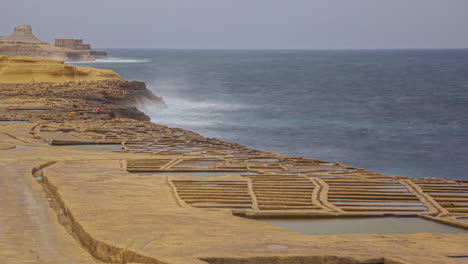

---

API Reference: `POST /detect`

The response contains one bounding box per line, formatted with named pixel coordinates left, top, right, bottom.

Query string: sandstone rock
left=0, top=55, right=121, bottom=83
left=0, top=25, right=46, bottom=44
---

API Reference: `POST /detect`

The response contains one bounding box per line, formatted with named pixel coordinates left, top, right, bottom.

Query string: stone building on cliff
left=55, top=39, right=91, bottom=50
left=0, top=25, right=107, bottom=61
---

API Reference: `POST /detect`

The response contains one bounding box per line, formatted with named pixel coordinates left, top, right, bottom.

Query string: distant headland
left=0, top=25, right=107, bottom=61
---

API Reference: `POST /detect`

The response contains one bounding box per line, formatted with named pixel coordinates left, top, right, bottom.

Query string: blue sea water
left=71, top=49, right=468, bottom=180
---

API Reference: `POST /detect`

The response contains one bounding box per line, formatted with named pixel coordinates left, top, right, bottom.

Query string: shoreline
left=1, top=56, right=467, bottom=264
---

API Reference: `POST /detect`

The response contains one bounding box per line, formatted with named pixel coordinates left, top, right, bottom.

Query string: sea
left=70, top=49, right=468, bottom=180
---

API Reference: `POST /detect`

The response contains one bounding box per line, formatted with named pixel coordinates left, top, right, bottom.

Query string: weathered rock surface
left=0, top=55, right=121, bottom=83
left=0, top=56, right=165, bottom=122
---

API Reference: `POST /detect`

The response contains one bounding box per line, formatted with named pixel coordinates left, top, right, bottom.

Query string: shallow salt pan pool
left=11, top=109, right=51, bottom=112
left=136, top=171, right=258, bottom=177
left=12, top=146, right=44, bottom=150
left=0, top=120, right=31, bottom=124
left=256, top=217, right=468, bottom=235
left=64, top=144, right=123, bottom=151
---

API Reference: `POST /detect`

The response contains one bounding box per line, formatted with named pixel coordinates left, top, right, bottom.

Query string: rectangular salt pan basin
left=450, top=256, right=468, bottom=260
left=256, top=217, right=468, bottom=235
left=12, top=109, right=50, bottom=112
left=13, top=146, right=44, bottom=150
left=64, top=144, right=123, bottom=151
left=0, top=120, right=31, bottom=124
left=137, top=171, right=258, bottom=177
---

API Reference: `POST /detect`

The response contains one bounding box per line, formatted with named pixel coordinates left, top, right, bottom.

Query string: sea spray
left=72, top=49, right=468, bottom=180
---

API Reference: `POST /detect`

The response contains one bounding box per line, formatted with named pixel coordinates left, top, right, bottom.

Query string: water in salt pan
left=256, top=217, right=468, bottom=235
left=246, top=158, right=281, bottom=162
left=12, top=109, right=51, bottom=112
left=450, top=256, right=468, bottom=260
left=137, top=171, right=258, bottom=177
left=12, top=146, right=44, bottom=150
left=267, top=244, right=289, bottom=249
left=65, top=144, right=123, bottom=151
left=0, top=120, right=30, bottom=124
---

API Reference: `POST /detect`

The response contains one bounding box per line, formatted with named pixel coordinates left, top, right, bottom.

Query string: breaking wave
left=69, top=57, right=151, bottom=64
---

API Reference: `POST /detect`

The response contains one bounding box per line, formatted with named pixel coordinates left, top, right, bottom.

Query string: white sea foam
left=139, top=93, right=255, bottom=137
left=141, top=98, right=247, bottom=124
left=165, top=97, right=253, bottom=111
left=69, top=57, right=151, bottom=64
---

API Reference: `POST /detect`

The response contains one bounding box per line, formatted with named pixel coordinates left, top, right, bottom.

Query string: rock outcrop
left=0, top=25, right=46, bottom=44
left=0, top=55, right=121, bottom=83
left=0, top=56, right=165, bottom=122
left=0, top=25, right=107, bottom=61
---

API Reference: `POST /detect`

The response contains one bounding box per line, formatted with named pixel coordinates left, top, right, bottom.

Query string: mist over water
left=71, top=49, right=468, bottom=180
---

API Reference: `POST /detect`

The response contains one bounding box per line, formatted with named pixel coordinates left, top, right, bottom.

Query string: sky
left=2, top=0, right=468, bottom=49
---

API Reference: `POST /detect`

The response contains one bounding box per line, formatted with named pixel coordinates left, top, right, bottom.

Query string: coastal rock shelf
left=1, top=56, right=467, bottom=264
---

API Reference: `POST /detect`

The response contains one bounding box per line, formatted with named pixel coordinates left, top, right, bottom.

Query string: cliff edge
left=0, top=55, right=121, bottom=83
left=0, top=55, right=165, bottom=121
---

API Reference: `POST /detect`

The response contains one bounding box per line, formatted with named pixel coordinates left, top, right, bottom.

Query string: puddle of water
left=339, top=205, right=427, bottom=210
left=335, top=202, right=423, bottom=205
left=320, top=162, right=336, bottom=166
left=191, top=202, right=248, bottom=206
left=13, top=146, right=44, bottom=150
left=0, top=120, right=30, bottom=124
left=267, top=244, right=289, bottom=249
left=456, top=218, right=468, bottom=222
left=450, top=256, right=468, bottom=260
left=35, top=176, right=43, bottom=181
left=428, top=192, right=468, bottom=195
left=64, top=144, right=122, bottom=151
left=328, top=185, right=405, bottom=189
left=246, top=158, right=281, bottom=162
left=12, top=109, right=50, bottom=112
left=164, top=148, right=197, bottom=153
left=137, top=171, right=258, bottom=177
left=256, top=217, right=468, bottom=235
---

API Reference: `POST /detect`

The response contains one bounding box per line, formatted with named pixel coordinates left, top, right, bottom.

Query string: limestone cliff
left=0, top=25, right=46, bottom=44
left=0, top=55, right=121, bottom=83
left=0, top=55, right=165, bottom=121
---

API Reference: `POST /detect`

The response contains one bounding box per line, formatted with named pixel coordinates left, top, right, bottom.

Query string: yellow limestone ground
left=0, top=55, right=122, bottom=83
left=1, top=121, right=468, bottom=264
left=1, top=58, right=468, bottom=264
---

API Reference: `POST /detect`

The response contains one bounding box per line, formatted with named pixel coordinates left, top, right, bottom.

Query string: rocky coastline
left=1, top=56, right=467, bottom=264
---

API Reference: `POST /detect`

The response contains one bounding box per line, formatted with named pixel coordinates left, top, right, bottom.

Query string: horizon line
left=95, top=47, right=468, bottom=51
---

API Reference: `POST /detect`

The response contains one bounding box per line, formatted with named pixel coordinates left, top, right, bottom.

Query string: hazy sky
left=2, top=0, right=467, bottom=49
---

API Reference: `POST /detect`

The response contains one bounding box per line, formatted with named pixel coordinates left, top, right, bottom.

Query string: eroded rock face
left=0, top=56, right=165, bottom=122
left=0, top=80, right=165, bottom=122
left=0, top=55, right=122, bottom=83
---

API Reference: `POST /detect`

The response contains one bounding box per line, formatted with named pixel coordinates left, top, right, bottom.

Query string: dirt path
left=0, top=159, right=97, bottom=263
